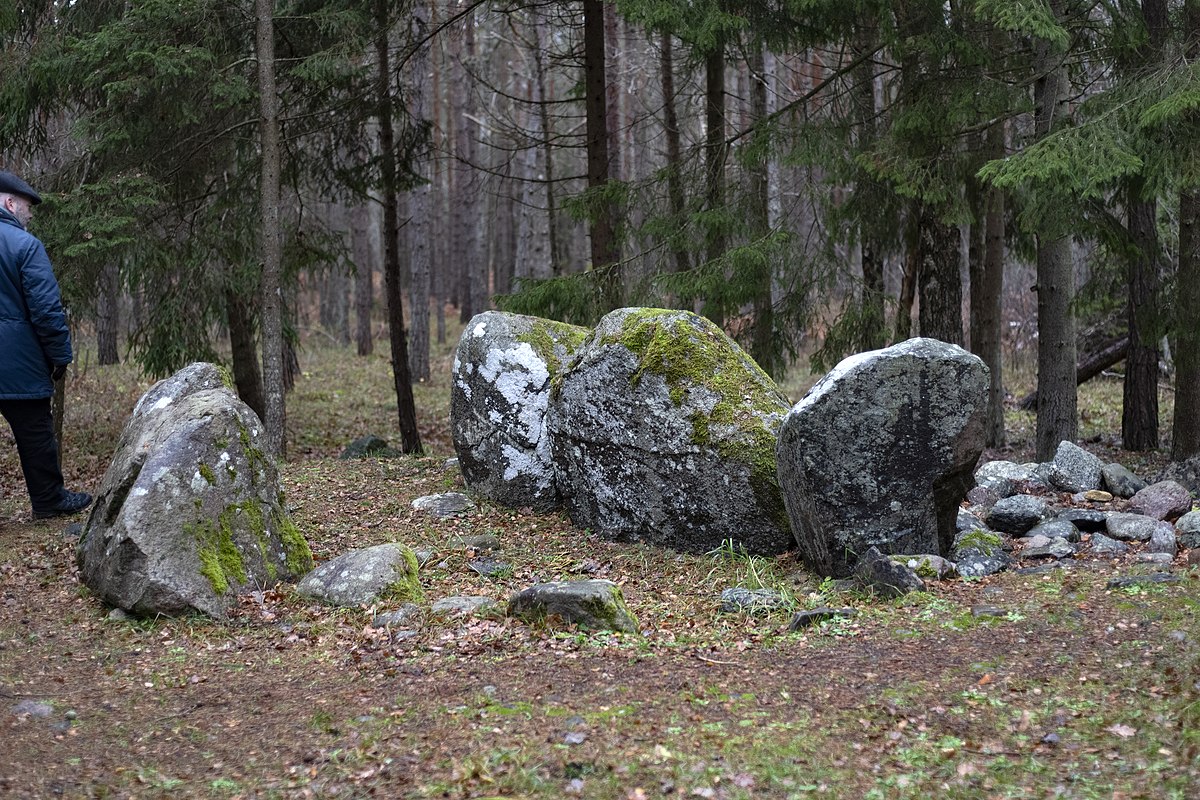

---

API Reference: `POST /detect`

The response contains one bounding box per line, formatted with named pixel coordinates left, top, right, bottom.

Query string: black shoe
left=33, top=490, right=94, bottom=520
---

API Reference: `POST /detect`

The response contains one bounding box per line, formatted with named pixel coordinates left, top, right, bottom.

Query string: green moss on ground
left=382, top=545, right=424, bottom=603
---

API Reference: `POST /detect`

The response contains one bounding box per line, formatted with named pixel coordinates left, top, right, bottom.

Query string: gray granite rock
left=551, top=308, right=792, bottom=556
left=853, top=547, right=926, bottom=598
left=719, top=587, right=789, bottom=615
left=1106, top=512, right=1173, bottom=543
left=412, top=493, right=476, bottom=518
left=788, top=607, right=856, bottom=630
left=975, top=460, right=1037, bottom=491
left=451, top=311, right=589, bottom=512
left=1020, top=538, right=1076, bottom=560
left=1089, top=533, right=1129, bottom=556
left=431, top=596, right=500, bottom=617
left=1106, top=573, right=1178, bottom=589
left=951, top=528, right=1011, bottom=578
left=1147, top=525, right=1178, bottom=557
left=297, top=544, right=422, bottom=607
left=1025, top=519, right=1080, bottom=543
left=507, top=579, right=639, bottom=633
left=1135, top=552, right=1175, bottom=568
left=1177, top=510, right=1200, bottom=549
left=1102, top=463, right=1147, bottom=498
left=986, top=495, right=1050, bottom=535
left=1048, top=441, right=1103, bottom=493
left=777, top=338, right=988, bottom=576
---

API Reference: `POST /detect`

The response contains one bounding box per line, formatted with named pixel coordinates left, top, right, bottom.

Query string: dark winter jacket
left=0, top=206, right=72, bottom=399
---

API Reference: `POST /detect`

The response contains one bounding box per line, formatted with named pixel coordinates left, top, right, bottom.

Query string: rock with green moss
left=296, top=543, right=422, bottom=607
left=547, top=307, right=793, bottom=555
left=507, top=579, right=638, bottom=634
left=451, top=311, right=590, bottom=511
left=76, top=364, right=313, bottom=619
left=777, top=338, right=988, bottom=577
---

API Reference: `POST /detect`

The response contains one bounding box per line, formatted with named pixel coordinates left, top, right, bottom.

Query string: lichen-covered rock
left=451, top=311, right=589, bottom=512
left=1048, top=441, right=1103, bottom=493
left=1106, top=512, right=1170, bottom=542
left=952, top=528, right=1012, bottom=578
left=975, top=460, right=1038, bottom=493
left=507, top=579, right=639, bottom=633
left=719, top=587, right=789, bottom=614
left=76, top=364, right=312, bottom=619
left=776, top=338, right=988, bottom=577
left=548, top=308, right=793, bottom=555
left=297, top=543, right=422, bottom=607
left=412, top=492, right=476, bottom=518
left=1154, top=455, right=1200, bottom=496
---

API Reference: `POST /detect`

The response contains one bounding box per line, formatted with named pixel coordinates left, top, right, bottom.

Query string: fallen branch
left=1019, top=335, right=1129, bottom=411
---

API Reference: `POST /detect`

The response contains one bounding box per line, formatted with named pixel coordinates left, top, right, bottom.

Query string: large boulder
left=547, top=308, right=793, bottom=555
left=776, top=338, right=989, bottom=577
left=451, top=311, right=589, bottom=511
left=76, top=364, right=313, bottom=619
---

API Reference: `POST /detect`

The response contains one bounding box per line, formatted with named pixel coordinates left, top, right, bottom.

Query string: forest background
left=2, top=0, right=1199, bottom=467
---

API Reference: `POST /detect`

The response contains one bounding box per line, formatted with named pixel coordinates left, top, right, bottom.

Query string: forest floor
left=0, top=325, right=1197, bottom=799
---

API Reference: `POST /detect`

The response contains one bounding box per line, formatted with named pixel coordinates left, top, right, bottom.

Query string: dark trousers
left=0, top=398, right=65, bottom=512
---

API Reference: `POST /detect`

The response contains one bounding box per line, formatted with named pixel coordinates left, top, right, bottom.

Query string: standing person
left=0, top=170, right=92, bottom=519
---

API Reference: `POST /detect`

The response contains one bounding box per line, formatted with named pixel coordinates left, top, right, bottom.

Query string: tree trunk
left=584, top=0, right=619, bottom=310
left=227, top=288, right=265, bottom=420
left=704, top=45, right=726, bottom=325
left=661, top=31, right=688, bottom=280
left=407, top=1, right=432, bottom=383
left=256, top=0, right=285, bottom=458
left=1123, top=182, right=1161, bottom=450
left=1032, top=2, right=1076, bottom=460
left=352, top=199, right=375, bottom=356
left=96, top=260, right=120, bottom=365
left=969, top=122, right=1006, bottom=446
left=376, top=0, right=422, bottom=454
left=917, top=205, right=963, bottom=345
left=895, top=208, right=920, bottom=340
left=1172, top=3, right=1200, bottom=460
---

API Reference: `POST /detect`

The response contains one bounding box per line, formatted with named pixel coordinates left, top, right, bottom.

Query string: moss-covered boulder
left=296, top=543, right=422, bottom=607
left=776, top=338, right=988, bottom=577
left=507, top=579, right=638, bottom=633
left=547, top=307, right=793, bottom=555
left=451, top=311, right=589, bottom=511
left=76, top=363, right=313, bottom=619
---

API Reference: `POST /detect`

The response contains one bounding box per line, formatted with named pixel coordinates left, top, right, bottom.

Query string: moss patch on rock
left=515, top=318, right=589, bottom=375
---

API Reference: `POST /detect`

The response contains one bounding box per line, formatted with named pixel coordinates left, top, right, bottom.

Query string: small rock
left=1106, top=573, right=1179, bottom=589
left=975, top=460, right=1037, bottom=489
left=1147, top=525, right=1178, bottom=557
left=893, top=554, right=958, bottom=580
left=507, top=579, right=639, bottom=634
left=719, top=587, right=789, bottom=615
left=1129, top=481, right=1193, bottom=521
left=852, top=547, right=925, bottom=598
left=987, top=495, right=1050, bottom=535
left=1175, top=510, right=1200, bottom=549
left=339, top=435, right=400, bottom=459
left=956, top=508, right=987, bottom=533
left=1041, top=732, right=1061, bottom=746
left=373, top=603, right=423, bottom=628
left=1049, top=441, right=1103, bottom=493
left=1089, top=533, right=1129, bottom=556
left=951, top=528, right=1011, bottom=578
left=106, top=608, right=131, bottom=622
left=455, top=534, right=501, bottom=552
left=1016, top=561, right=1071, bottom=576
left=1107, top=513, right=1172, bottom=543
left=1083, top=489, right=1114, bottom=503
left=431, top=596, right=498, bottom=617
left=1020, top=539, right=1076, bottom=560
left=1102, top=463, right=1147, bottom=498
left=1025, top=520, right=1080, bottom=543
left=966, top=485, right=1001, bottom=509
left=12, top=700, right=54, bottom=719
left=467, top=558, right=512, bottom=578
left=788, top=607, right=856, bottom=630
left=412, top=493, right=476, bottom=518
left=1135, top=552, right=1175, bottom=568
left=970, top=605, right=1006, bottom=618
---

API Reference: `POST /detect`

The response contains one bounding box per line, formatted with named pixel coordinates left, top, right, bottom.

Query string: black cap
left=0, top=171, right=42, bottom=205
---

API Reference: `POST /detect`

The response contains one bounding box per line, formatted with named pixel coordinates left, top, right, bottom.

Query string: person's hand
left=51, top=363, right=67, bottom=381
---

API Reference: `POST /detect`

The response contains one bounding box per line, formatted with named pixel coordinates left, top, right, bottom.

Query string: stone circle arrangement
left=72, top=309, right=1200, bottom=634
